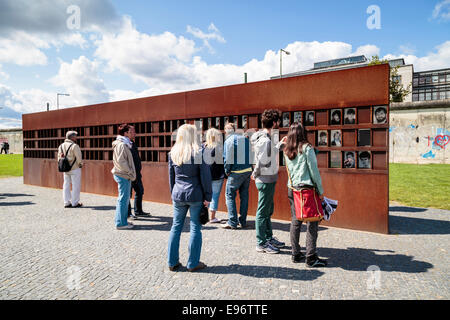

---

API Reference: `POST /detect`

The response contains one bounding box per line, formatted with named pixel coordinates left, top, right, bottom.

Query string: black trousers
left=128, top=178, right=144, bottom=215
left=287, top=188, right=319, bottom=258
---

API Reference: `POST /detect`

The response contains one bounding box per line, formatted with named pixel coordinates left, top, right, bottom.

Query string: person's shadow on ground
left=174, top=264, right=324, bottom=281
left=389, top=206, right=450, bottom=235
left=0, top=193, right=35, bottom=199
left=0, top=193, right=35, bottom=206
left=278, top=246, right=433, bottom=273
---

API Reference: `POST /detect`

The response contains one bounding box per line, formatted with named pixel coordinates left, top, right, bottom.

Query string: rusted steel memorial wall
left=23, top=64, right=390, bottom=233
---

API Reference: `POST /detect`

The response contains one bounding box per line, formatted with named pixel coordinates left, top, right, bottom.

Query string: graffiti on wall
left=422, top=128, right=450, bottom=159
left=389, top=124, right=449, bottom=162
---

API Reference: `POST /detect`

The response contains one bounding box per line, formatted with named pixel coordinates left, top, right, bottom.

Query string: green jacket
left=284, top=144, right=324, bottom=195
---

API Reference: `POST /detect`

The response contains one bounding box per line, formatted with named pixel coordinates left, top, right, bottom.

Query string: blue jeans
left=168, top=201, right=203, bottom=269
left=114, top=175, right=131, bottom=227
left=225, top=171, right=251, bottom=228
left=209, top=179, right=224, bottom=212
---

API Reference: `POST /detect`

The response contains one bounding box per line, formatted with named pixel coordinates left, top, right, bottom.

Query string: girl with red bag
left=280, top=122, right=328, bottom=268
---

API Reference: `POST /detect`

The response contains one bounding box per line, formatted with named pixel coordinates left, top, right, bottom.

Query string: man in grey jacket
left=251, top=109, right=285, bottom=253
left=111, top=124, right=136, bottom=230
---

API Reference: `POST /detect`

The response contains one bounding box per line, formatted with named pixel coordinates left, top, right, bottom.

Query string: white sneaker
left=209, top=218, right=220, bottom=224
left=116, top=224, right=134, bottom=230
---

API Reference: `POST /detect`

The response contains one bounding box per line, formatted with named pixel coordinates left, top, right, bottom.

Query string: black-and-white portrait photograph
left=318, top=130, right=328, bottom=146
left=282, top=112, right=290, bottom=127
left=373, top=106, right=387, bottom=124
left=344, top=108, right=356, bottom=124
left=330, top=130, right=342, bottom=146
left=224, top=116, right=230, bottom=125
left=344, top=151, right=356, bottom=168
left=215, top=117, right=220, bottom=128
left=293, top=111, right=302, bottom=124
left=330, top=151, right=341, bottom=168
left=305, top=111, right=315, bottom=126
left=241, top=115, right=247, bottom=129
left=330, top=109, right=341, bottom=125
left=358, top=151, right=371, bottom=169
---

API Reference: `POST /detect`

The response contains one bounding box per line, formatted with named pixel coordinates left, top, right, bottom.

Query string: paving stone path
left=0, top=177, right=448, bottom=300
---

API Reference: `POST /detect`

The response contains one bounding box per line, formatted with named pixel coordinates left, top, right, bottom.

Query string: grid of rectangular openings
left=23, top=106, right=388, bottom=172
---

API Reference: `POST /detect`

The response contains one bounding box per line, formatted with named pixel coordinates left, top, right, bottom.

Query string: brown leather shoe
left=169, top=262, right=182, bottom=271
left=188, top=262, right=207, bottom=272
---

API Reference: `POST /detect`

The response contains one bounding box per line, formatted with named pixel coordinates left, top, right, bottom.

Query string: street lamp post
left=280, top=48, right=290, bottom=79
left=57, top=93, right=70, bottom=110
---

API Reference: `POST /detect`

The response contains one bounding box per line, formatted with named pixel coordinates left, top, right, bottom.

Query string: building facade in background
left=412, top=68, right=450, bottom=102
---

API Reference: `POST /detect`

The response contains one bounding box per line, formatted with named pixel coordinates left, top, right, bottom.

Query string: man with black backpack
left=58, top=131, right=83, bottom=208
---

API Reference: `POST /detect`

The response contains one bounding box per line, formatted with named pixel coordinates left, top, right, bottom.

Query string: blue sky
left=0, top=0, right=449, bottom=128
left=111, top=0, right=448, bottom=63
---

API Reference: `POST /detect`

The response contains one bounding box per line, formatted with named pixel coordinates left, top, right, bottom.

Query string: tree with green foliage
left=368, top=55, right=412, bottom=103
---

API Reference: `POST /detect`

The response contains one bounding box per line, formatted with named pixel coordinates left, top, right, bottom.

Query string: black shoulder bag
left=58, top=143, right=77, bottom=172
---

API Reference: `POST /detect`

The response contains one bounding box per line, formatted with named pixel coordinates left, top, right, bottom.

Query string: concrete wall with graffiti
left=389, top=105, right=449, bottom=164
left=0, top=129, right=23, bottom=154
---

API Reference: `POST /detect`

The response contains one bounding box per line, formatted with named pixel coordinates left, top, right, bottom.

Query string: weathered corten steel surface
left=23, top=64, right=390, bottom=234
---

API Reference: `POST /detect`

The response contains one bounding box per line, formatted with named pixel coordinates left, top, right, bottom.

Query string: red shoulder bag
left=284, top=153, right=324, bottom=222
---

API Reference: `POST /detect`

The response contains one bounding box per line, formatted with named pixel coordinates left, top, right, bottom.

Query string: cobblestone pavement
left=0, top=177, right=449, bottom=300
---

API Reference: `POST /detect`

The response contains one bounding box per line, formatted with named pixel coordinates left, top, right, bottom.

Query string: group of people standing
left=57, top=124, right=149, bottom=221
left=167, top=109, right=327, bottom=272
left=58, top=108, right=327, bottom=274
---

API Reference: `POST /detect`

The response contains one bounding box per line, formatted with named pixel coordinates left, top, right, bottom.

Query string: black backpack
left=58, top=143, right=77, bottom=172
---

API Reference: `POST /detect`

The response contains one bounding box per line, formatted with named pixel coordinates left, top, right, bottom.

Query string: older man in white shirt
left=58, top=130, right=83, bottom=208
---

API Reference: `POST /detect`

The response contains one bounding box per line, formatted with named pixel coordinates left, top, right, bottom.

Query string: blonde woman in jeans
left=282, top=122, right=327, bottom=268
left=203, top=128, right=225, bottom=223
left=168, top=124, right=212, bottom=272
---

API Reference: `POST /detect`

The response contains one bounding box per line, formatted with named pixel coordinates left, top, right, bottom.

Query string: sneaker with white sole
left=306, top=254, right=328, bottom=268
left=256, top=242, right=280, bottom=254
left=116, top=224, right=134, bottom=230
left=268, top=237, right=285, bottom=249
left=209, top=218, right=220, bottom=224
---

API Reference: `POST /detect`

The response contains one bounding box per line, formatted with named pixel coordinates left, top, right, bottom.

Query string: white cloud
left=0, top=0, right=120, bottom=35
left=108, top=88, right=165, bottom=102
left=50, top=56, right=110, bottom=106
left=0, top=83, right=55, bottom=115
left=432, top=0, right=450, bottom=21
left=2, top=7, right=450, bottom=129
left=186, top=23, right=225, bottom=53
left=0, top=0, right=119, bottom=67
left=0, top=31, right=90, bottom=67
left=354, top=44, right=380, bottom=58
left=95, top=22, right=384, bottom=95
left=383, top=41, right=450, bottom=71
left=0, top=31, right=49, bottom=66
left=59, top=33, right=88, bottom=49
left=94, top=16, right=198, bottom=89
left=0, top=64, right=9, bottom=80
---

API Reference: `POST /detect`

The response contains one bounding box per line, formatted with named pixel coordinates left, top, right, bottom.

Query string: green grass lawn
left=0, top=155, right=448, bottom=210
left=390, top=163, right=450, bottom=210
left=0, top=154, right=23, bottom=178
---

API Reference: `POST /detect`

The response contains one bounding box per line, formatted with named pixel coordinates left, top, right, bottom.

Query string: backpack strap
left=61, top=143, right=77, bottom=167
